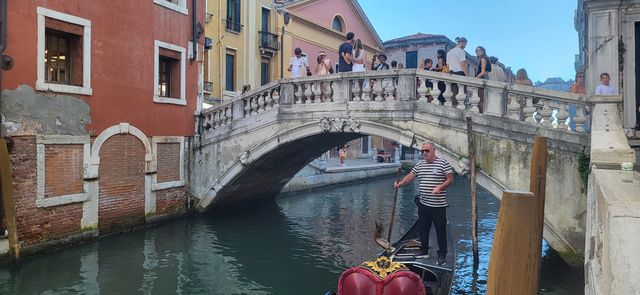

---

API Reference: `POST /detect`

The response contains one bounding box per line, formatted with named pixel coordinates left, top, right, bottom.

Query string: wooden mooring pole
left=466, top=117, right=479, bottom=268
left=0, top=139, right=20, bottom=262
left=486, top=137, right=547, bottom=295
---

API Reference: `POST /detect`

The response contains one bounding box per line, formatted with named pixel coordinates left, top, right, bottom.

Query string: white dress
left=352, top=50, right=365, bottom=72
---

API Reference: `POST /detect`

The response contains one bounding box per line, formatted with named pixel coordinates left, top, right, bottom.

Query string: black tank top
left=477, top=57, right=491, bottom=75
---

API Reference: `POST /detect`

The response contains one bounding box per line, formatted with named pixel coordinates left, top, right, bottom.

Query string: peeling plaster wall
left=1, top=85, right=90, bottom=136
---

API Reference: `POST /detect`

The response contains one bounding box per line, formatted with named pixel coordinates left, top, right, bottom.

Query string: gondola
left=327, top=219, right=454, bottom=295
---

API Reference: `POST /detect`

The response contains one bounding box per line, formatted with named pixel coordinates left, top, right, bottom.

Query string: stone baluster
left=255, top=94, right=264, bottom=113
left=323, top=82, right=333, bottom=102
left=538, top=99, right=553, bottom=128
left=243, top=98, right=252, bottom=116
left=294, top=84, right=303, bottom=104
left=467, top=86, right=481, bottom=113
left=430, top=79, right=441, bottom=103
left=352, top=80, right=362, bottom=101
left=313, top=83, right=322, bottom=103
left=385, top=78, right=396, bottom=101
left=373, top=78, right=384, bottom=102
left=442, top=81, right=454, bottom=107
left=272, top=88, right=280, bottom=106
left=522, top=96, right=537, bottom=123
left=202, top=114, right=212, bottom=130
left=417, top=77, right=429, bottom=103
left=304, top=83, right=313, bottom=104
left=264, top=91, right=273, bottom=109
left=211, top=111, right=219, bottom=127
left=219, top=109, right=227, bottom=126
left=506, top=93, right=522, bottom=121
left=361, top=79, right=372, bottom=101
left=225, top=107, right=232, bottom=124
left=556, top=102, right=569, bottom=130
left=455, top=85, right=466, bottom=110
left=573, top=104, right=587, bottom=132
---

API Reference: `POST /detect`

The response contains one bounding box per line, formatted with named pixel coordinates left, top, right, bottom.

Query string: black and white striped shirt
left=411, top=157, right=453, bottom=207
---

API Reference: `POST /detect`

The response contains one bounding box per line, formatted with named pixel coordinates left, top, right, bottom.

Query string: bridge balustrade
left=200, top=69, right=607, bottom=134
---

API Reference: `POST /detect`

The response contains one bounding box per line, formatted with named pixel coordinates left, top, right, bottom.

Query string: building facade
left=383, top=33, right=478, bottom=75
left=0, top=0, right=204, bottom=254
left=203, top=0, right=281, bottom=103
left=576, top=0, right=640, bottom=132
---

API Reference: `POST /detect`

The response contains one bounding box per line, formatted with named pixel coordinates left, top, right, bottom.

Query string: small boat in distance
left=327, top=220, right=455, bottom=295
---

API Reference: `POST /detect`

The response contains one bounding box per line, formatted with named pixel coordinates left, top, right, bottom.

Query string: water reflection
left=0, top=174, right=582, bottom=294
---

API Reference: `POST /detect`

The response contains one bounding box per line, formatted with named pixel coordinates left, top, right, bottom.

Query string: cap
left=318, top=51, right=326, bottom=56
left=378, top=53, right=387, bottom=58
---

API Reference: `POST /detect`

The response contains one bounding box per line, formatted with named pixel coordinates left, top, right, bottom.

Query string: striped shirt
left=411, top=157, right=453, bottom=207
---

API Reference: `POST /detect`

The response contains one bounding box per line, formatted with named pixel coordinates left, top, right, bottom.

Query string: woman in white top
left=352, top=39, right=366, bottom=72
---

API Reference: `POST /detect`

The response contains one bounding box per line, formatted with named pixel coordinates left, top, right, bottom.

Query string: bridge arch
left=197, top=119, right=505, bottom=209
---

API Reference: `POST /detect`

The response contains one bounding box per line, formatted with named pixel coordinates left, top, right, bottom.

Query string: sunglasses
left=420, top=149, right=431, bottom=154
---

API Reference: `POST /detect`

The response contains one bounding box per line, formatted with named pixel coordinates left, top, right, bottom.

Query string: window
left=158, top=57, right=173, bottom=97
left=154, top=40, right=186, bottom=105
left=406, top=51, right=418, bottom=69
left=226, top=0, right=242, bottom=32
left=45, top=30, right=75, bottom=85
left=225, top=53, right=235, bottom=91
left=36, top=7, right=92, bottom=95
left=332, top=16, right=344, bottom=32
left=261, top=61, right=270, bottom=86
left=153, top=0, right=188, bottom=15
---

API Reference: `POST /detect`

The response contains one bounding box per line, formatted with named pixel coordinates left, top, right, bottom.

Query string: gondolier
left=394, top=142, right=453, bottom=265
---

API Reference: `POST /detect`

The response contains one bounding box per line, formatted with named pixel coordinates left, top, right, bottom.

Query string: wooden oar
left=385, top=168, right=403, bottom=251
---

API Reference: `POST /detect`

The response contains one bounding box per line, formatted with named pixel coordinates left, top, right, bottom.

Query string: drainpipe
left=0, top=0, right=7, bottom=138
left=190, top=0, right=197, bottom=62
left=280, top=25, right=284, bottom=79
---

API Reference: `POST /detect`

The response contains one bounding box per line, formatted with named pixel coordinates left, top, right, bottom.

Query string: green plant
left=578, top=146, right=590, bottom=188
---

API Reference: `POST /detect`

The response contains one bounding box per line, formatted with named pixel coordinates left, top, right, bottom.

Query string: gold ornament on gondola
left=361, top=256, right=407, bottom=278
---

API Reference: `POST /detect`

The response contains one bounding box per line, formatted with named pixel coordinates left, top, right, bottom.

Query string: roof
left=383, top=33, right=455, bottom=49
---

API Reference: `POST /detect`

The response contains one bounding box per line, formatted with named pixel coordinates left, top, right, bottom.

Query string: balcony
left=259, top=31, right=279, bottom=59
left=203, top=81, right=213, bottom=94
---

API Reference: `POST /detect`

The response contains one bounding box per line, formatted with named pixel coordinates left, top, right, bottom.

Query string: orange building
left=0, top=0, right=204, bottom=254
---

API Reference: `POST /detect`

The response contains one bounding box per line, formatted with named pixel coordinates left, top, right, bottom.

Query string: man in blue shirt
left=338, top=32, right=354, bottom=73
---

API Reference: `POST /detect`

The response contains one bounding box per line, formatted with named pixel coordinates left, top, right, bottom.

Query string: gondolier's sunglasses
left=420, top=149, right=431, bottom=154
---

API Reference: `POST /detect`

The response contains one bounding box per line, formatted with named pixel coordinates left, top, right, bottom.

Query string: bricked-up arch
left=97, top=134, right=146, bottom=233
left=81, top=123, right=156, bottom=230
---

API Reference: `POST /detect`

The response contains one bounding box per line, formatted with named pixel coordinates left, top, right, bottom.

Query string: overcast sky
left=359, top=0, right=579, bottom=83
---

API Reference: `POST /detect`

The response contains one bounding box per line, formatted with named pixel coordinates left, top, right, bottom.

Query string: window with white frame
left=153, top=0, right=188, bottom=15
left=154, top=40, right=186, bottom=105
left=36, top=7, right=92, bottom=96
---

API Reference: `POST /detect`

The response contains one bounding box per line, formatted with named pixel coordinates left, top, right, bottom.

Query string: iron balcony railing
left=224, top=19, right=242, bottom=33
left=259, top=31, right=279, bottom=51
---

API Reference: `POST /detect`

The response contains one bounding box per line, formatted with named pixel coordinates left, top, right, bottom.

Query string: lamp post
left=279, top=12, right=290, bottom=79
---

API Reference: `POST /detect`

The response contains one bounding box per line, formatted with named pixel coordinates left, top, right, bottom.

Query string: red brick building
left=0, top=0, right=204, bottom=254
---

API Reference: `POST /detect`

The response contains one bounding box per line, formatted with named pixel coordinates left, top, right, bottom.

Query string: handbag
left=442, top=64, right=449, bottom=73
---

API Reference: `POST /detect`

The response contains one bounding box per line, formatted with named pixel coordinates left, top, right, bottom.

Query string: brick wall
left=9, top=136, right=83, bottom=246
left=98, top=134, right=145, bottom=233
left=156, top=142, right=180, bottom=183
left=155, top=188, right=187, bottom=215
left=44, top=144, right=84, bottom=197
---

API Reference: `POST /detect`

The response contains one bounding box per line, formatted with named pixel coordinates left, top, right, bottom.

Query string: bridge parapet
left=200, top=69, right=608, bottom=137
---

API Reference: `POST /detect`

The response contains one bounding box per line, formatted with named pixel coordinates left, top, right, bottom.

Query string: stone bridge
left=190, top=69, right=618, bottom=257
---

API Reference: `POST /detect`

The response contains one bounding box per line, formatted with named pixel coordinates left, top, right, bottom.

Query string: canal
left=0, top=174, right=582, bottom=294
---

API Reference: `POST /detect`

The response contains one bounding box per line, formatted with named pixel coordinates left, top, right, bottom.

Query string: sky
left=359, top=0, right=580, bottom=83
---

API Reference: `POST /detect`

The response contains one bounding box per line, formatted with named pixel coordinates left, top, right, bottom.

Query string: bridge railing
left=201, top=69, right=618, bottom=133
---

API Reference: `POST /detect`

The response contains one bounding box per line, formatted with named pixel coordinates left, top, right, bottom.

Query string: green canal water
left=0, top=175, right=583, bottom=294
